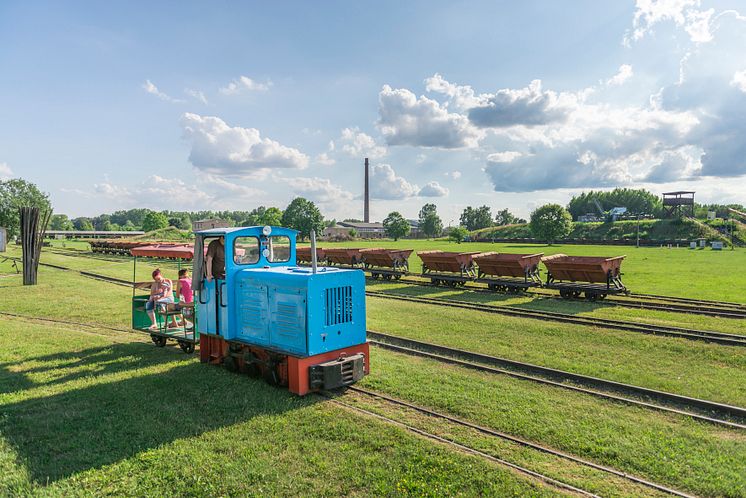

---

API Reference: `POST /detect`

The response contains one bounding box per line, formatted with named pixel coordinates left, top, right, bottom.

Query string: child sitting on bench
left=145, top=269, right=178, bottom=331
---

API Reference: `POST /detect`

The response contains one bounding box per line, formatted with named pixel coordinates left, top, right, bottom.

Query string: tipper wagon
left=474, top=252, right=544, bottom=292
left=542, top=254, right=627, bottom=300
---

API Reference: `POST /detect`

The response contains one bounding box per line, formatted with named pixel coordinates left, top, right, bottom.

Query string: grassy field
left=2, top=245, right=745, bottom=495
left=0, top=320, right=562, bottom=497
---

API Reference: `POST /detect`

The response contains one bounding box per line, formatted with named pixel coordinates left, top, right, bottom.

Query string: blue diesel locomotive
left=193, top=226, right=369, bottom=395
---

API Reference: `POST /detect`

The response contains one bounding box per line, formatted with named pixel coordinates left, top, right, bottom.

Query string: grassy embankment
left=473, top=218, right=731, bottom=244
left=1, top=251, right=746, bottom=495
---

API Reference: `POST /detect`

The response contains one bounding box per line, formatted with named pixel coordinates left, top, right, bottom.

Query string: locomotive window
left=268, top=235, right=290, bottom=262
left=234, top=237, right=260, bottom=265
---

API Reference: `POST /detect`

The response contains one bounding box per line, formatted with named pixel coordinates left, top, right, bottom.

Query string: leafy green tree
left=448, top=226, right=469, bottom=243
left=418, top=203, right=443, bottom=239
left=529, top=204, right=572, bottom=244
left=348, top=228, right=357, bottom=238
left=142, top=211, right=169, bottom=232
left=49, top=214, right=74, bottom=231
left=281, top=197, right=325, bottom=241
left=93, top=214, right=113, bottom=231
left=567, top=188, right=662, bottom=220
left=256, top=207, right=283, bottom=226
left=383, top=211, right=411, bottom=241
left=460, top=205, right=493, bottom=231
left=123, top=220, right=137, bottom=231
left=0, top=179, right=52, bottom=238
left=495, top=208, right=525, bottom=226
left=167, top=213, right=192, bottom=230
left=73, top=217, right=94, bottom=231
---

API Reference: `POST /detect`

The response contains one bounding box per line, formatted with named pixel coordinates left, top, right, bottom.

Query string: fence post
left=19, top=207, right=51, bottom=285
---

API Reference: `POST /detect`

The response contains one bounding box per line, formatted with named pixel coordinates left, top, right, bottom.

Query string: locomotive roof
left=195, top=226, right=298, bottom=236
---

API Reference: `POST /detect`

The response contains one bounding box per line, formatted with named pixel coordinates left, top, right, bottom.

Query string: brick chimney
left=364, top=157, right=370, bottom=223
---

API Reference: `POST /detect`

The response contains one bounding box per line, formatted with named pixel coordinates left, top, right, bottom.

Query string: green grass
left=361, top=349, right=746, bottom=498
left=366, top=279, right=746, bottom=337
left=367, top=296, right=746, bottom=406
left=0, top=319, right=560, bottom=497
left=3, top=247, right=746, bottom=495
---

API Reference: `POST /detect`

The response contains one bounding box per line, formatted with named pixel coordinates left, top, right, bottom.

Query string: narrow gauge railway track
left=326, top=387, right=695, bottom=498
left=12, top=257, right=746, bottom=346
left=43, top=250, right=746, bottom=314
left=7, top=299, right=742, bottom=429
left=366, top=290, right=746, bottom=347
left=367, top=331, right=746, bottom=429
left=630, top=292, right=746, bottom=309
left=367, top=276, right=746, bottom=319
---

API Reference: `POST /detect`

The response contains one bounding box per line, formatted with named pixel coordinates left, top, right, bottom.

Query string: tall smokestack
left=364, top=157, right=370, bottom=223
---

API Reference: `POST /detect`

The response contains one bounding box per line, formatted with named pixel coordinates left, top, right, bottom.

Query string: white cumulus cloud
left=370, top=163, right=420, bottom=200
left=486, top=151, right=523, bottom=163
left=418, top=181, right=449, bottom=197
left=424, top=73, right=484, bottom=110
left=219, top=76, right=272, bottom=95
left=468, top=79, right=575, bottom=128
left=185, top=88, right=208, bottom=104
left=731, top=70, right=746, bottom=92
left=181, top=113, right=309, bottom=178
left=142, top=80, right=184, bottom=103
left=285, top=177, right=353, bottom=203
left=377, top=85, right=483, bottom=148
left=626, top=0, right=716, bottom=44
left=339, top=127, right=386, bottom=158
left=607, top=64, right=634, bottom=86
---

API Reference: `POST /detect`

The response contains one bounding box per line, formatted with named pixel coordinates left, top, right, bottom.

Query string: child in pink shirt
left=177, top=269, right=194, bottom=328
left=178, top=269, right=193, bottom=303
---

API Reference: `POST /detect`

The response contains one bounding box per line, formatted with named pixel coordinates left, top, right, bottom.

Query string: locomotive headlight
left=262, top=225, right=272, bottom=236
left=262, top=248, right=270, bottom=258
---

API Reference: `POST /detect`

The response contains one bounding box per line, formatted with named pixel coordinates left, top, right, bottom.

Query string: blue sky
left=2, top=0, right=745, bottom=223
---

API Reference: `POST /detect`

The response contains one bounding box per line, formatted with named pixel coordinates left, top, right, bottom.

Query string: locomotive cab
left=193, top=226, right=369, bottom=395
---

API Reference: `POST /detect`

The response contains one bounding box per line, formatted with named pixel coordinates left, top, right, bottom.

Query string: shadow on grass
left=0, top=343, right=313, bottom=484
left=0, top=343, right=188, bottom=394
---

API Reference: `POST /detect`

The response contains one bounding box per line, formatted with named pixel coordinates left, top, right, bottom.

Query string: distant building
left=406, top=219, right=424, bottom=238
left=193, top=219, right=230, bottom=231
left=337, top=221, right=386, bottom=238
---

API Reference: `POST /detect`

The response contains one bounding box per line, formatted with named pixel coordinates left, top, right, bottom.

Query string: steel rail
left=366, top=274, right=746, bottom=318
left=320, top=392, right=601, bottom=497
left=366, top=331, right=746, bottom=429
left=337, top=386, right=696, bottom=498
left=14, top=257, right=746, bottom=347
left=365, top=290, right=746, bottom=347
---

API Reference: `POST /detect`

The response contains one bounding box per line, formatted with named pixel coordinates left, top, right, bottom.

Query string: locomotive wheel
left=152, top=335, right=167, bottom=347
left=244, top=362, right=261, bottom=377
left=178, top=340, right=195, bottom=354
left=394, top=274, right=402, bottom=280
left=599, top=294, right=608, bottom=300
left=585, top=292, right=598, bottom=302
left=431, top=279, right=440, bottom=286
left=223, top=355, right=238, bottom=373
left=559, top=289, right=570, bottom=299
left=487, top=283, right=497, bottom=291
left=383, top=274, right=393, bottom=281
left=371, top=272, right=379, bottom=279
left=448, top=280, right=458, bottom=288
left=572, top=291, right=582, bottom=298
